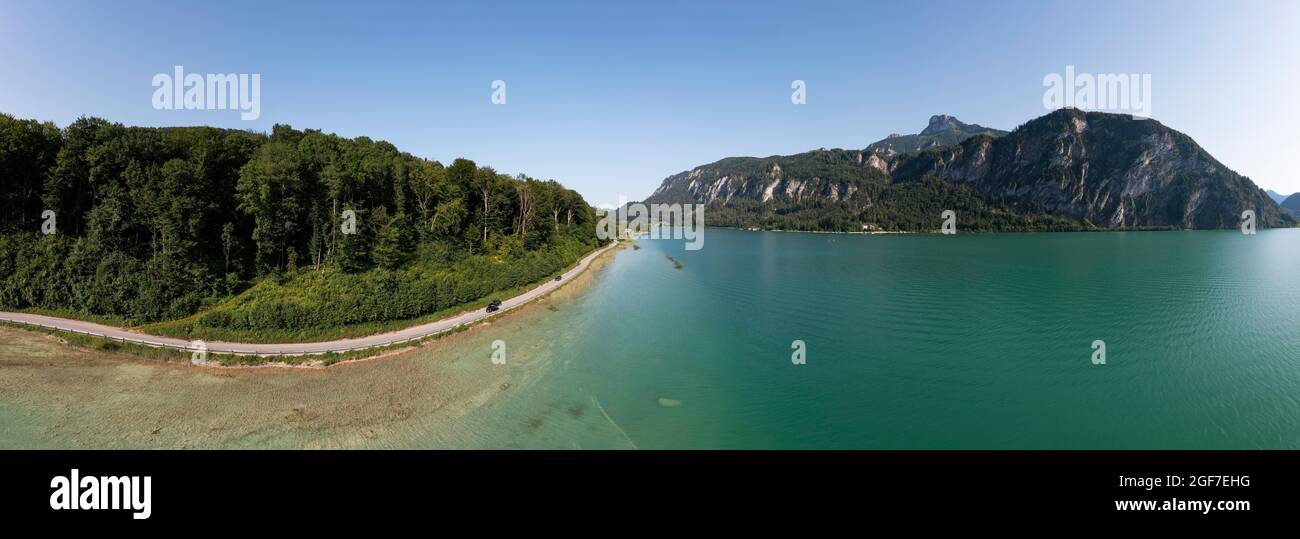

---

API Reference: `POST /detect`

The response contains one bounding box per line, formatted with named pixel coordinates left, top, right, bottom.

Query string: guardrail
left=0, top=240, right=615, bottom=358
left=1, top=313, right=470, bottom=357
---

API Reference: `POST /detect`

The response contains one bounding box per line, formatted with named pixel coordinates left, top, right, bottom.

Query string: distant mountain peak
left=919, top=114, right=1003, bottom=136
left=921, top=114, right=964, bottom=135
left=642, top=109, right=1294, bottom=231
left=866, top=115, right=1007, bottom=157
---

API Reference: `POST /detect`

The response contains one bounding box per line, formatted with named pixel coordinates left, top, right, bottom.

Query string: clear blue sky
left=3, top=0, right=1298, bottom=204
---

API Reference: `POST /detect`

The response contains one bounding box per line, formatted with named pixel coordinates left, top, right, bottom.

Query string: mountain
left=865, top=114, right=1007, bottom=157
left=642, top=109, right=1294, bottom=232
left=1266, top=190, right=1292, bottom=204
left=1282, top=193, right=1300, bottom=217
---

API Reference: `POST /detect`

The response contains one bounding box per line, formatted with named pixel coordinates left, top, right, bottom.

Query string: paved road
left=0, top=241, right=617, bottom=357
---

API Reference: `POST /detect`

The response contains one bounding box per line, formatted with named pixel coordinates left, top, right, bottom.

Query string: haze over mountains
left=643, top=109, right=1294, bottom=232
left=1281, top=193, right=1300, bottom=218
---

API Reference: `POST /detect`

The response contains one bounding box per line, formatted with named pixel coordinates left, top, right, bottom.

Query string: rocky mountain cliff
left=865, top=114, right=1007, bottom=157
left=890, top=109, right=1288, bottom=228
left=642, top=109, right=1293, bottom=231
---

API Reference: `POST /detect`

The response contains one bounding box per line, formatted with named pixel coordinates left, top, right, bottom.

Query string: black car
left=486, top=299, right=502, bottom=313
left=554, top=275, right=562, bottom=281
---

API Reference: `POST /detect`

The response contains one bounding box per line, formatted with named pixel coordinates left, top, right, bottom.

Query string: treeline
left=177, top=241, right=593, bottom=336
left=702, top=177, right=1087, bottom=232
left=0, top=113, right=601, bottom=326
left=643, top=149, right=1087, bottom=233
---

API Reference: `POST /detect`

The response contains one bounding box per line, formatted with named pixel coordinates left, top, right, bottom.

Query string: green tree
left=236, top=141, right=306, bottom=273
left=372, top=214, right=413, bottom=269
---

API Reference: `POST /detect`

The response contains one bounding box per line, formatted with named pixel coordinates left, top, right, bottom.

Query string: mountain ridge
left=865, top=114, right=1008, bottom=157
left=642, top=109, right=1293, bottom=231
left=1282, top=193, right=1300, bottom=217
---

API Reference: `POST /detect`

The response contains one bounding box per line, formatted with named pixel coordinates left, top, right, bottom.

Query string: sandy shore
left=0, top=243, right=631, bottom=449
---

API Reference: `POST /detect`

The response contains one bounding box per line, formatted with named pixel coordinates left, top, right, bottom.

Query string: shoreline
left=209, top=240, right=628, bottom=371
left=710, top=225, right=1297, bottom=236
left=0, top=241, right=625, bottom=369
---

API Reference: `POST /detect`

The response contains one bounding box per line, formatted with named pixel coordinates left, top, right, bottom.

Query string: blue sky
left=3, top=0, right=1298, bottom=204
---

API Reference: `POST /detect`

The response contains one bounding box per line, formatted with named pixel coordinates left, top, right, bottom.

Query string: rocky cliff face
left=865, top=114, right=1007, bottom=157
left=891, top=109, right=1290, bottom=228
left=645, top=149, right=888, bottom=209
left=643, top=109, right=1293, bottom=231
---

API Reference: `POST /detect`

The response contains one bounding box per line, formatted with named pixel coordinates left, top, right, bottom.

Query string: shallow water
left=2, top=229, right=1299, bottom=449
left=0, top=251, right=632, bottom=449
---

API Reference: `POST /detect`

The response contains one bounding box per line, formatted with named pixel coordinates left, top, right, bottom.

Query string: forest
left=701, top=176, right=1091, bottom=232
left=644, top=149, right=1090, bottom=233
left=0, top=113, right=603, bottom=338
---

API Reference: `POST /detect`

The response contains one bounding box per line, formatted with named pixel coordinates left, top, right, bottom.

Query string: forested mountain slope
left=0, top=113, right=603, bottom=338
left=644, top=109, right=1292, bottom=232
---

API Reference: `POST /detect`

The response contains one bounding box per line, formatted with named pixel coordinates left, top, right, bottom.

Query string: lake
left=458, top=227, right=1300, bottom=449
left=2, top=228, right=1298, bottom=449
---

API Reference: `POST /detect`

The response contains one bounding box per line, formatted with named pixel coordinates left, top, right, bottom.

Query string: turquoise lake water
left=3, top=228, right=1298, bottom=449
left=447, top=228, right=1300, bottom=449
